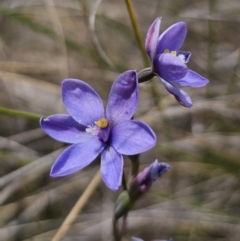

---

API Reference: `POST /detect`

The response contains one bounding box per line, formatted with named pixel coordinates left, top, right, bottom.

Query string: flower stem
left=138, top=67, right=155, bottom=83
left=52, top=170, right=101, bottom=241
left=122, top=171, right=127, bottom=190
left=113, top=218, right=121, bottom=241
left=137, top=68, right=161, bottom=107
left=0, top=106, right=42, bottom=121
left=124, top=0, right=150, bottom=67
left=128, top=154, right=139, bottom=177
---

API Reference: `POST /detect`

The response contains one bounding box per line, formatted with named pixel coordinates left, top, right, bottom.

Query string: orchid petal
left=145, top=17, right=161, bottom=61
left=40, top=114, right=91, bottom=144
left=101, top=146, right=123, bottom=191
left=177, top=50, right=191, bottom=63
left=157, top=22, right=187, bottom=54
left=161, top=78, right=192, bottom=108
left=106, top=70, right=138, bottom=126
left=62, top=79, right=104, bottom=126
left=154, top=53, right=188, bottom=81
left=176, top=70, right=209, bottom=87
left=132, top=238, right=144, bottom=241
left=111, top=120, right=156, bottom=155
left=50, top=137, right=104, bottom=176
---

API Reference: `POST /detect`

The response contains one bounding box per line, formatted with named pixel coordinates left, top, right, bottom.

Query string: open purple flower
left=40, top=70, right=156, bottom=191
left=145, top=17, right=209, bottom=107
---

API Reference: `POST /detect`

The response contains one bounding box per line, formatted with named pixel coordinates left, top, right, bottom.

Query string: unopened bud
left=114, top=190, right=133, bottom=220
left=129, top=160, right=171, bottom=199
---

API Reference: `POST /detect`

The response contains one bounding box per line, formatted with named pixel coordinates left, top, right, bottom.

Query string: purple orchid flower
left=40, top=70, right=156, bottom=191
left=145, top=17, right=209, bottom=107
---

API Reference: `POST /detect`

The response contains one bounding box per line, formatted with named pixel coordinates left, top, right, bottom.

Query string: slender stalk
left=124, top=0, right=150, bottom=67
left=128, top=154, right=139, bottom=177
left=121, top=213, right=128, bottom=237
left=0, top=106, right=42, bottom=121
left=124, top=1, right=161, bottom=105
left=138, top=67, right=154, bottom=83
left=121, top=174, right=128, bottom=239
left=122, top=172, right=127, bottom=190
left=207, top=0, right=216, bottom=79
left=52, top=170, right=102, bottom=241
left=113, top=218, right=121, bottom=241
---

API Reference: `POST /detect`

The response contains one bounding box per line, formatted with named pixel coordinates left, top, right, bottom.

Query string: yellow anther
left=94, top=118, right=108, bottom=128
left=164, top=49, right=177, bottom=56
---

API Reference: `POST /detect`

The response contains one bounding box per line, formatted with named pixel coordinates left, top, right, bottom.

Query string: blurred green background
left=0, top=0, right=239, bottom=240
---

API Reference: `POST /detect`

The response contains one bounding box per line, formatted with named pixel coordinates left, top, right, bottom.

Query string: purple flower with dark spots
left=40, top=70, right=156, bottom=191
left=145, top=17, right=209, bottom=107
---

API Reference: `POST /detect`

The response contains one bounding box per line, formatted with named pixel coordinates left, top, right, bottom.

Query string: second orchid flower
left=145, top=17, right=209, bottom=107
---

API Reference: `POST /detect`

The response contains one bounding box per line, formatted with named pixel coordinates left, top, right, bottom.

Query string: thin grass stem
left=51, top=170, right=102, bottom=241
left=0, top=106, right=42, bottom=121
left=124, top=0, right=150, bottom=67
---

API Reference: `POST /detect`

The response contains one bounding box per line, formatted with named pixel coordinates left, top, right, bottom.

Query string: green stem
left=113, top=218, right=121, bottom=241
left=207, top=0, right=216, bottom=79
left=128, top=154, right=139, bottom=177
left=122, top=171, right=127, bottom=190
left=137, top=68, right=160, bottom=107
left=124, top=0, right=150, bottom=67
left=0, top=106, right=42, bottom=121
left=138, top=67, right=155, bottom=83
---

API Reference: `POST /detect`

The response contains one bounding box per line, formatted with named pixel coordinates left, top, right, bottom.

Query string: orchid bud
left=128, top=160, right=171, bottom=200
left=114, top=161, right=171, bottom=220
left=114, top=190, right=133, bottom=220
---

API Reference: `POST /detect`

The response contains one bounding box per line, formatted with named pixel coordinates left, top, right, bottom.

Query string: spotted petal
left=157, top=22, right=187, bottom=54
left=176, top=70, right=209, bottom=87
left=40, top=114, right=91, bottom=144
left=50, top=137, right=104, bottom=176
left=161, top=78, right=192, bottom=108
left=145, top=17, right=161, bottom=61
left=106, top=70, right=138, bottom=126
left=62, top=79, right=104, bottom=126
left=101, top=146, right=123, bottom=191
left=154, top=53, right=188, bottom=81
left=111, top=120, right=156, bottom=155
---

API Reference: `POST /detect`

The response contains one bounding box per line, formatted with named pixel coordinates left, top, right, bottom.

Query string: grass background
left=0, top=0, right=239, bottom=240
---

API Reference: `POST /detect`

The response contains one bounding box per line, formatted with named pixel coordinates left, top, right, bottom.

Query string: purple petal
left=177, top=50, right=191, bottom=63
left=51, top=137, right=105, bottom=176
left=149, top=160, right=171, bottom=182
left=176, top=70, right=209, bottom=87
left=106, top=70, right=138, bottom=126
left=101, top=146, right=123, bottom=191
left=111, top=120, right=156, bottom=155
left=145, top=17, right=161, bottom=61
left=98, top=126, right=110, bottom=142
left=132, top=238, right=144, bottom=241
left=157, top=22, right=187, bottom=54
left=62, top=79, right=104, bottom=126
left=154, top=53, right=188, bottom=81
left=40, top=114, right=91, bottom=144
left=161, top=79, right=192, bottom=108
